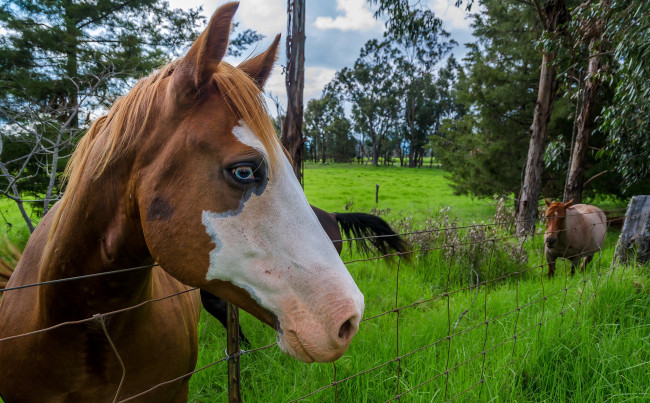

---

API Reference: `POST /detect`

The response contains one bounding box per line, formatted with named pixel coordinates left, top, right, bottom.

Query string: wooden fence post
left=615, top=195, right=650, bottom=264
left=226, top=302, right=242, bottom=402
left=375, top=184, right=379, bottom=204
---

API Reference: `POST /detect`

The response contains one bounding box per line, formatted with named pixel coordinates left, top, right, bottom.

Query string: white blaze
left=201, top=122, right=364, bottom=330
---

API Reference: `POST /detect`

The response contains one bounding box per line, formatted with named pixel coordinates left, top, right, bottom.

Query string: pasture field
left=188, top=163, right=648, bottom=402
left=0, top=163, right=647, bottom=402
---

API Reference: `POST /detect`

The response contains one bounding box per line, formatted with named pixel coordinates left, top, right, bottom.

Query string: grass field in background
left=187, top=163, right=647, bottom=402
left=0, top=162, right=647, bottom=402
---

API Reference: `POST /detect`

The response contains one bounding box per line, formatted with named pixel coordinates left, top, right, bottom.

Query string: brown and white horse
left=543, top=199, right=607, bottom=277
left=0, top=3, right=363, bottom=401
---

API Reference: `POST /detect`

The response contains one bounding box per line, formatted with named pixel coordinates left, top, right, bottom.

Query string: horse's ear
left=172, top=2, right=238, bottom=94
left=544, top=198, right=551, bottom=207
left=238, top=34, right=281, bottom=89
left=564, top=199, right=574, bottom=208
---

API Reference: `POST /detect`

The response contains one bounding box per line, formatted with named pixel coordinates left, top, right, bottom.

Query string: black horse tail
left=334, top=212, right=408, bottom=258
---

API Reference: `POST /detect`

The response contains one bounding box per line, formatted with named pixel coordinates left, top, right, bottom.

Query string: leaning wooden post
left=226, top=302, right=242, bottom=402
left=375, top=184, right=379, bottom=204
left=615, top=195, right=650, bottom=265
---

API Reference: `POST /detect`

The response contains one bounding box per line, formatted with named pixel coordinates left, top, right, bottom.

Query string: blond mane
left=46, top=58, right=283, bottom=255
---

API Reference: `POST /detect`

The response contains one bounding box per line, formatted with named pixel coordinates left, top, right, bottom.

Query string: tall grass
left=189, top=249, right=649, bottom=402
left=0, top=163, right=645, bottom=402
left=187, top=164, right=644, bottom=402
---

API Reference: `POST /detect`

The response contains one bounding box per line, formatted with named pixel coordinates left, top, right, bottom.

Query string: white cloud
left=428, top=0, right=473, bottom=30
left=314, top=0, right=380, bottom=32
left=225, top=0, right=286, bottom=38
left=169, top=1, right=286, bottom=38
left=304, top=67, right=337, bottom=102
left=262, top=67, right=337, bottom=117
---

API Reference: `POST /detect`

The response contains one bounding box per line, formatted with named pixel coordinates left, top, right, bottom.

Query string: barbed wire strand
left=0, top=209, right=647, bottom=401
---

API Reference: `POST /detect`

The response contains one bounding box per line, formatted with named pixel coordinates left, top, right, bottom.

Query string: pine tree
left=0, top=0, right=262, bottom=231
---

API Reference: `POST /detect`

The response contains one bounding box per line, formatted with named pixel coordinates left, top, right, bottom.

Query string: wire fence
left=0, top=204, right=648, bottom=402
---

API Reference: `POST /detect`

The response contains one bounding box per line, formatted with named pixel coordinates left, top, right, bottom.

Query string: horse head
left=134, top=3, right=363, bottom=363
left=543, top=198, right=573, bottom=248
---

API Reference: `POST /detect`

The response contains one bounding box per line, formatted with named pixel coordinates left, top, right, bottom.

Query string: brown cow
left=543, top=199, right=607, bottom=277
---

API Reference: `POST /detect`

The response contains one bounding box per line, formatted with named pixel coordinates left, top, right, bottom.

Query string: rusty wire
left=0, top=208, right=646, bottom=401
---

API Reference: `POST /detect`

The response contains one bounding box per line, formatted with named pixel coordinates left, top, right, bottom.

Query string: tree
left=328, top=39, right=401, bottom=166
left=304, top=94, right=353, bottom=163
left=599, top=0, right=650, bottom=190
left=562, top=0, right=611, bottom=204
left=515, top=0, right=570, bottom=235
left=0, top=0, right=262, bottom=232
left=435, top=1, right=570, bottom=198
left=387, top=9, right=456, bottom=167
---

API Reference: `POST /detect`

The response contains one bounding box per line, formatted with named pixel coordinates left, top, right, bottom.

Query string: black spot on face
left=147, top=196, right=174, bottom=222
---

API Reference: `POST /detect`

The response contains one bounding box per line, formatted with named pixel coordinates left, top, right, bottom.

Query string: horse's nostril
left=338, top=319, right=354, bottom=342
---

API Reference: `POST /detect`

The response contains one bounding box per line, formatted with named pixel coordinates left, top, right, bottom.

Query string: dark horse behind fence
left=201, top=205, right=407, bottom=345
left=0, top=3, right=364, bottom=401
left=543, top=199, right=607, bottom=277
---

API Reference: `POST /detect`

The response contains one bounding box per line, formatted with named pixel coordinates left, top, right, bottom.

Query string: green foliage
left=435, top=1, right=542, bottom=197
left=304, top=94, right=355, bottom=163
left=435, top=0, right=574, bottom=198
left=328, top=39, right=402, bottom=166
left=0, top=0, right=205, bottom=224
left=599, top=0, right=650, bottom=190
left=0, top=0, right=205, bottom=110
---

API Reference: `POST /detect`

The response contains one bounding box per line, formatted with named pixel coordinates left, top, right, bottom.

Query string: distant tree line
left=303, top=7, right=463, bottom=167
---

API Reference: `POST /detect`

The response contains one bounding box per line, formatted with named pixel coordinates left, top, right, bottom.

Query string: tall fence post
left=226, top=302, right=242, bottom=402
left=615, top=195, right=650, bottom=264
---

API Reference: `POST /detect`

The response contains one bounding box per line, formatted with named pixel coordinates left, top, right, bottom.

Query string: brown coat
left=544, top=201, right=607, bottom=276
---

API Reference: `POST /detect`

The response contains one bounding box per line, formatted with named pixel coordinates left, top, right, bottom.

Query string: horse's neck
left=36, top=169, right=154, bottom=322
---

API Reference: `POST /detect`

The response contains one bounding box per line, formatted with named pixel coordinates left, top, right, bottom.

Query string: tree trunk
left=407, top=99, right=416, bottom=167
left=43, top=129, right=63, bottom=215
left=515, top=51, right=559, bottom=234
left=515, top=0, right=568, bottom=235
left=369, top=126, right=379, bottom=166
left=282, top=0, right=305, bottom=185
left=563, top=1, right=608, bottom=204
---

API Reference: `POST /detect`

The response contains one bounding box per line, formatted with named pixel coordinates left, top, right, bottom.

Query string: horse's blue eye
left=232, top=166, right=255, bottom=181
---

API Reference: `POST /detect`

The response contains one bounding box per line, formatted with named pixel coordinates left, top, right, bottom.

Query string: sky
left=168, top=0, right=477, bottom=114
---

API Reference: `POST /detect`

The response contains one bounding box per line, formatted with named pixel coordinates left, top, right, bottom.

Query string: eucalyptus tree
left=303, top=94, right=353, bottom=164
left=387, top=8, right=456, bottom=167
left=328, top=39, right=401, bottom=166
left=599, top=0, right=650, bottom=192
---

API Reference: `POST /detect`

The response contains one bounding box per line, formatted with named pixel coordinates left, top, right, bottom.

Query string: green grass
left=0, top=162, right=646, bottom=402
left=186, top=163, right=647, bottom=402
left=302, top=162, right=498, bottom=222
left=189, top=256, right=649, bottom=402
left=0, top=198, right=35, bottom=250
